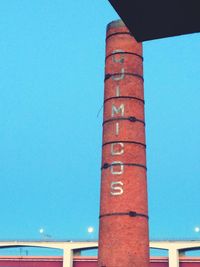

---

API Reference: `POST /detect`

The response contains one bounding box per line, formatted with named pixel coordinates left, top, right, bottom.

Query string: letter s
left=110, top=181, right=124, bottom=196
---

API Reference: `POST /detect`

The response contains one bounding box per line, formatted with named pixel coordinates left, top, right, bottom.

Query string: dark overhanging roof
left=108, top=0, right=200, bottom=41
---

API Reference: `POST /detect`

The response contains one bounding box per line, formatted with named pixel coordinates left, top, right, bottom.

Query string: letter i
left=116, top=85, right=120, bottom=97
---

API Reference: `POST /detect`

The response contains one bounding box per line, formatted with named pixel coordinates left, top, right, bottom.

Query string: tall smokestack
left=98, top=20, right=149, bottom=267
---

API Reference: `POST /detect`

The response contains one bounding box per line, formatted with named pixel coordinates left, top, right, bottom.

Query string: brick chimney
left=98, top=19, right=149, bottom=267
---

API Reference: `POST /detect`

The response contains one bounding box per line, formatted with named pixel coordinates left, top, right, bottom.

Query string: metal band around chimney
left=106, top=51, right=143, bottom=61
left=102, top=140, right=146, bottom=148
left=105, top=72, right=144, bottom=81
left=106, top=31, right=134, bottom=41
left=101, top=162, right=147, bottom=171
left=103, top=116, right=145, bottom=126
left=104, top=96, right=145, bottom=104
left=99, top=211, right=149, bottom=219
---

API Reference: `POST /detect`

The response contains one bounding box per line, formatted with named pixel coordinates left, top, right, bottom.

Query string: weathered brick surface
left=98, top=20, right=149, bottom=267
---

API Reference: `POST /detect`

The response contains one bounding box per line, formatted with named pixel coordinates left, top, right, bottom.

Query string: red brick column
left=98, top=20, right=149, bottom=267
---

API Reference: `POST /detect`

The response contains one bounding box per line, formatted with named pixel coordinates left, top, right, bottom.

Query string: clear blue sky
left=0, top=0, right=200, bottom=242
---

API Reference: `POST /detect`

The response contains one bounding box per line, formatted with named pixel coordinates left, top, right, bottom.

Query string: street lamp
left=39, top=228, right=52, bottom=240
left=194, top=226, right=200, bottom=233
left=87, top=226, right=94, bottom=234
left=87, top=226, right=94, bottom=240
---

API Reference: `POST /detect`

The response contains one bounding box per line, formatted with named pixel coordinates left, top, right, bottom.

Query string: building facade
left=0, top=241, right=199, bottom=267
left=0, top=255, right=200, bottom=267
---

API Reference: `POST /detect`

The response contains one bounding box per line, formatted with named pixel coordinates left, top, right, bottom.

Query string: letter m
left=112, top=104, right=124, bottom=117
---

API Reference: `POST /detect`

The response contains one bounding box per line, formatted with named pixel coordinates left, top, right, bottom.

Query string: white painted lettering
left=111, top=161, right=124, bottom=175
left=115, top=122, right=119, bottom=136
left=112, top=68, right=125, bottom=81
left=110, top=181, right=124, bottom=195
left=112, top=49, right=125, bottom=64
left=111, top=143, right=124, bottom=155
left=112, top=104, right=124, bottom=117
left=116, top=85, right=120, bottom=96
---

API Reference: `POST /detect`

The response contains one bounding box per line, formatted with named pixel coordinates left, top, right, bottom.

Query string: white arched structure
left=0, top=241, right=97, bottom=267
left=0, top=240, right=200, bottom=267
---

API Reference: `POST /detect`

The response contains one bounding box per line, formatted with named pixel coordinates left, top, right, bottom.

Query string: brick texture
left=98, top=20, right=149, bottom=267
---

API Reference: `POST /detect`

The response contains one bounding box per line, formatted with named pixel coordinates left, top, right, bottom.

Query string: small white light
left=194, top=227, right=200, bottom=233
left=87, top=226, right=94, bottom=233
left=39, top=228, right=44, bottom=234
